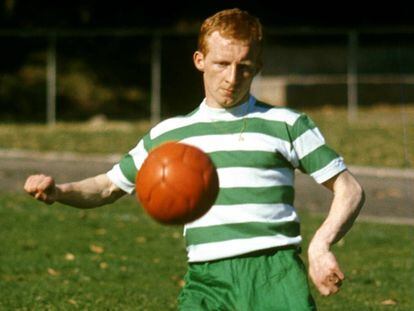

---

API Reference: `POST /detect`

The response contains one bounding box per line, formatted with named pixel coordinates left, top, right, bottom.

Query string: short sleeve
left=289, top=114, right=347, bottom=183
left=106, top=135, right=150, bottom=194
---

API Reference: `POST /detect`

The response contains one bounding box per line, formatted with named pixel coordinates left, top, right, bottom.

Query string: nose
left=225, top=64, right=238, bottom=86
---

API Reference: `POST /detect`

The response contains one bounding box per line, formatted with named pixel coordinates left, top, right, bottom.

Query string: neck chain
left=206, top=97, right=252, bottom=142
left=238, top=102, right=250, bottom=141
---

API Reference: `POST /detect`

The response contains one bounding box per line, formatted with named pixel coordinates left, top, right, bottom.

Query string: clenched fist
left=308, top=248, right=345, bottom=296
left=24, top=174, right=58, bottom=204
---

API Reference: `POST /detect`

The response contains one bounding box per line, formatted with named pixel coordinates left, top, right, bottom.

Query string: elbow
left=352, top=181, right=365, bottom=213
left=102, top=185, right=126, bottom=205
left=359, top=187, right=366, bottom=210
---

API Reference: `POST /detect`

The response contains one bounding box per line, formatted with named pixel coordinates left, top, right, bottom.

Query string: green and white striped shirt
left=107, top=95, right=346, bottom=262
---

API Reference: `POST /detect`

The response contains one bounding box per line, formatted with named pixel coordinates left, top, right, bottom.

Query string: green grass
left=301, top=213, right=414, bottom=310
left=0, top=121, right=150, bottom=155
left=1, top=194, right=413, bottom=310
left=0, top=105, right=413, bottom=168
left=0, top=194, right=186, bottom=310
left=304, top=105, right=414, bottom=168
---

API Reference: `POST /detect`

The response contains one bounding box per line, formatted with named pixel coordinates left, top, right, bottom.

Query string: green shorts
left=178, top=247, right=316, bottom=311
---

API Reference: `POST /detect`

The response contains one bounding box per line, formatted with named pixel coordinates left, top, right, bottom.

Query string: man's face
left=193, top=31, right=261, bottom=109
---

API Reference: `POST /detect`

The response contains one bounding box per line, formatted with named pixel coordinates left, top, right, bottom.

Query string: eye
left=239, top=64, right=255, bottom=76
left=215, top=61, right=229, bottom=68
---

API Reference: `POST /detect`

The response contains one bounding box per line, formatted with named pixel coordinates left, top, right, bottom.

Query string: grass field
left=306, top=105, right=414, bottom=168
left=0, top=105, right=413, bottom=168
left=1, top=193, right=413, bottom=310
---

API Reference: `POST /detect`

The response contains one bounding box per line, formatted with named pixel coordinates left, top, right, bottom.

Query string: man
left=25, top=8, right=364, bottom=310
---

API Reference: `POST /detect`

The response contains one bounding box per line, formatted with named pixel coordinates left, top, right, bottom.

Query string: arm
left=307, top=169, right=365, bottom=296
left=24, top=173, right=126, bottom=209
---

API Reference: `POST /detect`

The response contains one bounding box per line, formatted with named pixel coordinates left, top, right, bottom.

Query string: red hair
left=198, top=8, right=263, bottom=56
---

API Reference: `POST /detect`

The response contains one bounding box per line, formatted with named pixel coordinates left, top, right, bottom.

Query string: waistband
left=191, top=244, right=301, bottom=265
left=235, top=244, right=301, bottom=259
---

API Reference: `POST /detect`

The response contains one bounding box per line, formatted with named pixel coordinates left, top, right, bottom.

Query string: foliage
left=0, top=38, right=151, bottom=121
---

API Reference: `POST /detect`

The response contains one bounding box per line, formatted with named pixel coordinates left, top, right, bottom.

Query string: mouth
left=222, top=88, right=236, bottom=96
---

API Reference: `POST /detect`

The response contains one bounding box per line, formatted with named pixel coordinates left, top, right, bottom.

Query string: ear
left=193, top=51, right=205, bottom=72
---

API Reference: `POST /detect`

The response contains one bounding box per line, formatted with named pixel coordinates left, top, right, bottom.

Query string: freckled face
left=193, top=31, right=261, bottom=109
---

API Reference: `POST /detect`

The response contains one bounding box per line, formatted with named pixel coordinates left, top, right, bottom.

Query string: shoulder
left=149, top=106, right=201, bottom=140
left=251, top=100, right=303, bottom=126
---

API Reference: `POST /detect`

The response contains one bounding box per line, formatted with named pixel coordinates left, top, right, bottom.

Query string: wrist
left=308, top=237, right=331, bottom=258
left=55, top=183, right=70, bottom=202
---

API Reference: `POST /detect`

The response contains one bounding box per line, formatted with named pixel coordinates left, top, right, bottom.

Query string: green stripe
left=209, top=150, right=293, bottom=169
left=186, top=221, right=300, bottom=245
left=142, top=133, right=153, bottom=152
left=151, top=118, right=291, bottom=147
left=119, top=154, right=137, bottom=183
left=299, top=145, right=340, bottom=174
left=216, top=186, right=294, bottom=205
left=289, top=114, right=318, bottom=141
left=254, top=101, right=314, bottom=140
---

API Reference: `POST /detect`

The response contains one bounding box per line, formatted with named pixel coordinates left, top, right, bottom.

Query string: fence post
left=151, top=33, right=162, bottom=125
left=46, top=33, right=57, bottom=126
left=347, top=30, right=358, bottom=122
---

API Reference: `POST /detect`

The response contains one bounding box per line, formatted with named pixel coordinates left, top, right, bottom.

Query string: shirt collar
left=199, top=95, right=256, bottom=118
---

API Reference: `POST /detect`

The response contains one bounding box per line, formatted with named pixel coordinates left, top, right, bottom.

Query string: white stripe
left=150, top=115, right=202, bottom=139
left=187, top=235, right=302, bottom=262
left=184, top=203, right=298, bottom=229
left=106, top=165, right=135, bottom=194
left=198, top=96, right=301, bottom=125
left=311, top=157, right=347, bottom=184
left=150, top=96, right=302, bottom=139
left=248, top=105, right=301, bottom=126
left=150, top=103, right=251, bottom=139
left=181, top=132, right=291, bottom=155
left=218, top=167, right=294, bottom=188
left=293, top=128, right=325, bottom=159
left=197, top=96, right=255, bottom=121
left=129, top=140, right=148, bottom=171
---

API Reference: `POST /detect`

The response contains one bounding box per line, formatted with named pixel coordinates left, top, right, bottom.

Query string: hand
left=24, top=174, right=57, bottom=204
left=308, top=247, right=344, bottom=296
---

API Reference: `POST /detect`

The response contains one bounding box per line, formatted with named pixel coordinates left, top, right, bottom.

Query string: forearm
left=309, top=171, right=365, bottom=252
left=307, top=171, right=364, bottom=295
left=55, top=174, right=125, bottom=209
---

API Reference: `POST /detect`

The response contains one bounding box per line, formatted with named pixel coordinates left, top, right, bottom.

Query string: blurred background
left=1, top=0, right=414, bottom=123
left=1, top=2, right=413, bottom=310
